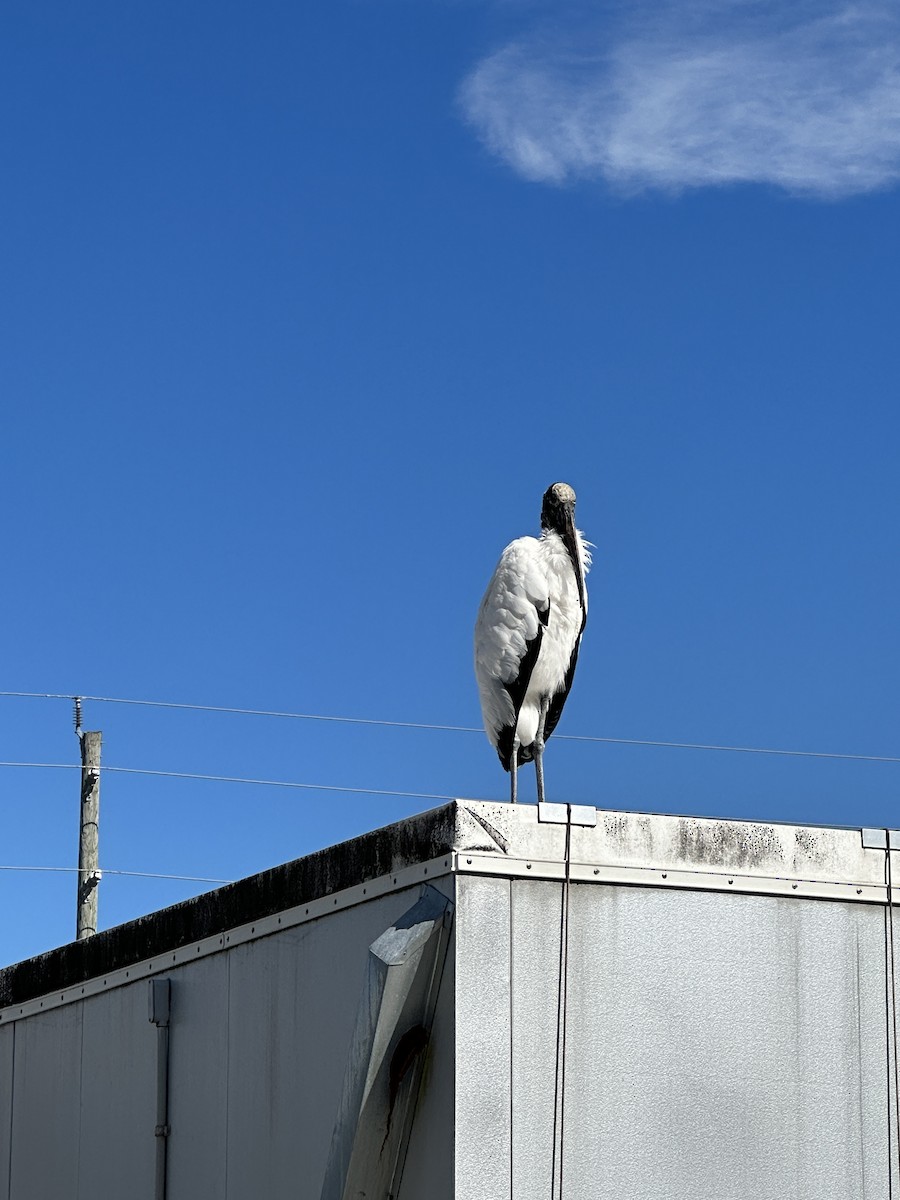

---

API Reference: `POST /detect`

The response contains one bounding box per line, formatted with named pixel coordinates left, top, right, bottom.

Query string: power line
left=0, top=864, right=232, bottom=883
left=1, top=690, right=899, bottom=764
left=0, top=741, right=898, bottom=810
left=558, top=734, right=900, bottom=764
left=0, top=762, right=459, bottom=802
left=108, top=765, right=458, bottom=800
left=0, top=692, right=482, bottom=733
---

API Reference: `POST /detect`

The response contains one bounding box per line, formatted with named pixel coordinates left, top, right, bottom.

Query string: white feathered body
left=474, top=527, right=590, bottom=768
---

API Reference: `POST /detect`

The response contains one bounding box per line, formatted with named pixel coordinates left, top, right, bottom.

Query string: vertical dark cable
left=559, top=818, right=572, bottom=1200
left=551, top=814, right=572, bottom=1200
left=510, top=879, right=515, bottom=1199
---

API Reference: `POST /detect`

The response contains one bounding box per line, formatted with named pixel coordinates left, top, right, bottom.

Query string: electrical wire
left=0, top=761, right=458, bottom=802
left=1, top=691, right=899, bottom=764
left=559, top=735, right=900, bottom=764
left=107, top=765, right=457, bottom=801
left=0, top=864, right=232, bottom=883
left=0, top=691, right=481, bottom=733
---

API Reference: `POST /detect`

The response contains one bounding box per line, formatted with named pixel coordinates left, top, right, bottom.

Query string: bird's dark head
left=541, top=482, right=577, bottom=533
left=541, top=481, right=587, bottom=613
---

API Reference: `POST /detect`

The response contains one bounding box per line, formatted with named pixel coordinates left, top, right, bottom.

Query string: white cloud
left=459, top=3, right=900, bottom=196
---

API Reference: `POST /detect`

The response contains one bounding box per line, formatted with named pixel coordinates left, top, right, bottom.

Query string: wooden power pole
left=77, top=725, right=102, bottom=940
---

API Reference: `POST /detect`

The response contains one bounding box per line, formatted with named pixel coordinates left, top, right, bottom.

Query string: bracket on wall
left=538, top=802, right=597, bottom=827
left=862, top=829, right=900, bottom=850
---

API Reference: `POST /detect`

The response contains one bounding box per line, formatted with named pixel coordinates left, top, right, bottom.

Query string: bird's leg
left=534, top=697, right=550, bottom=806
left=510, top=737, right=519, bottom=804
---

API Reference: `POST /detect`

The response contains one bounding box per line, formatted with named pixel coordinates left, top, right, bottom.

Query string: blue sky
left=2, top=0, right=899, bottom=965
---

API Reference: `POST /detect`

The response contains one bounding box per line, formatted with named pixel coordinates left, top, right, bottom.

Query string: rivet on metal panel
left=727, top=878, right=733, bottom=885
left=792, top=883, right=798, bottom=890
left=857, top=888, right=863, bottom=895
left=593, top=869, right=599, bottom=876
left=526, top=863, right=532, bottom=870
left=661, top=872, right=667, bottom=879
left=466, top=858, right=472, bottom=865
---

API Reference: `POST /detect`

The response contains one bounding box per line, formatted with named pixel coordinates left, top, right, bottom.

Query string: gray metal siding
left=224, top=921, right=357, bottom=1196
left=8, top=1003, right=82, bottom=1197
left=397, top=913, right=455, bottom=1199
left=4, top=988, right=157, bottom=1199
left=78, top=981, right=157, bottom=1198
left=0, top=1024, right=12, bottom=1200
left=564, top=885, right=891, bottom=1199
left=466, top=878, right=896, bottom=1200
left=455, top=873, right=511, bottom=1200
left=1, top=880, right=455, bottom=1200
left=510, top=872, right=567, bottom=1198
left=164, top=954, right=229, bottom=1200
left=160, top=882, right=454, bottom=1199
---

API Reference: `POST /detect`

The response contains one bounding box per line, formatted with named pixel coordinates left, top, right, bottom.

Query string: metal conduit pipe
left=149, top=978, right=172, bottom=1200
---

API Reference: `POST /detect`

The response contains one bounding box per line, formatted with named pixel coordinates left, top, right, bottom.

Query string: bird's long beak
left=560, top=505, right=586, bottom=614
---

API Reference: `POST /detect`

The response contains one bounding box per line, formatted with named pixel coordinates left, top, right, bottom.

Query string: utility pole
left=75, top=698, right=102, bottom=939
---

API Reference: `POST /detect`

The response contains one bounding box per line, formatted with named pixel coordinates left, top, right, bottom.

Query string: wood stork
left=474, top=482, right=590, bottom=804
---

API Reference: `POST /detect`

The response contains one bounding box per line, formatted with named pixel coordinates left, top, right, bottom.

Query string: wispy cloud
left=459, top=3, right=900, bottom=196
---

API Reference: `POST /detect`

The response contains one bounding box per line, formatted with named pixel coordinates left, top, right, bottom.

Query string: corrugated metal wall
left=455, top=874, right=898, bottom=1200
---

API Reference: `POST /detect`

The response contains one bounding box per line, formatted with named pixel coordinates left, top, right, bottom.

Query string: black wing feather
left=543, top=637, right=582, bottom=744
left=495, top=605, right=549, bottom=771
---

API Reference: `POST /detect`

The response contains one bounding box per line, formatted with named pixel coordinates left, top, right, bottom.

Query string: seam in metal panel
left=4, top=1024, right=14, bottom=1200
left=508, top=872, right=514, bottom=1200
left=0, top=857, right=453, bottom=1027
left=853, top=929, right=866, bottom=1195
left=75, top=999, right=84, bottom=1192
left=887, top=847, right=900, bottom=1190
left=224, top=947, right=230, bottom=1200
